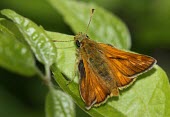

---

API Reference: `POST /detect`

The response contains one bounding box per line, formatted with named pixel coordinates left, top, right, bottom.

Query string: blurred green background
left=0, top=0, right=169, bottom=117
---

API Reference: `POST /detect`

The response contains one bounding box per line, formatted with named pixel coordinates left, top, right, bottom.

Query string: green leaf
left=47, top=31, right=76, bottom=80
left=1, top=9, right=57, bottom=66
left=0, top=24, right=36, bottom=76
left=47, top=0, right=131, bottom=50
left=0, top=18, right=25, bottom=43
left=109, top=65, right=170, bottom=117
left=45, top=88, right=75, bottom=117
left=49, top=32, right=170, bottom=117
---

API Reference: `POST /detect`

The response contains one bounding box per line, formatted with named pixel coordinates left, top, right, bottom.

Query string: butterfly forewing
left=99, top=43, right=156, bottom=77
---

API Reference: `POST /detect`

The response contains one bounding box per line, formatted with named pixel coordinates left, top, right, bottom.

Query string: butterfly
left=74, top=9, right=157, bottom=110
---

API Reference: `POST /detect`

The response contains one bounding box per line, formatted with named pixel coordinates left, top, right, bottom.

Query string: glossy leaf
left=1, top=9, right=57, bottom=66
left=45, top=88, right=75, bottom=117
left=50, top=32, right=170, bottom=117
left=0, top=24, right=36, bottom=76
left=0, top=18, right=25, bottom=43
left=47, top=0, right=131, bottom=49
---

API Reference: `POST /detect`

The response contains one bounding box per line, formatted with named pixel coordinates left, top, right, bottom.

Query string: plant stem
left=36, top=65, right=53, bottom=89
left=45, top=65, right=53, bottom=89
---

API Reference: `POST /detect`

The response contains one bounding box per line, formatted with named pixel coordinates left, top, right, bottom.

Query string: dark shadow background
left=0, top=0, right=169, bottom=117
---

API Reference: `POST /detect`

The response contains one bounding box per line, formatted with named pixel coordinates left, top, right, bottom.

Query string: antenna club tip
left=85, top=9, right=95, bottom=33
left=92, top=9, right=95, bottom=13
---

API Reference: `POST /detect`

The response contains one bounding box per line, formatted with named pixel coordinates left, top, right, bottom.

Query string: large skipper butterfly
left=74, top=9, right=156, bottom=110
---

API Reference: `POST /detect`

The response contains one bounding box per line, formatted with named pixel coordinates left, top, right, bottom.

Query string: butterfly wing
left=77, top=37, right=156, bottom=109
left=99, top=43, right=156, bottom=89
left=78, top=59, right=119, bottom=109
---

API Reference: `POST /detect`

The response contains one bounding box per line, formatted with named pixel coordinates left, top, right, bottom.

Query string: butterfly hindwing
left=78, top=58, right=115, bottom=109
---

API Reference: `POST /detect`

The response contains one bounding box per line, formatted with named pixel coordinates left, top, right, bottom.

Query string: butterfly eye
left=76, top=40, right=81, bottom=48
left=86, top=35, right=89, bottom=38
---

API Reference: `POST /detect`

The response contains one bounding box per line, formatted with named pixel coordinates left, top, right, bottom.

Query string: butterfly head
left=74, top=32, right=89, bottom=48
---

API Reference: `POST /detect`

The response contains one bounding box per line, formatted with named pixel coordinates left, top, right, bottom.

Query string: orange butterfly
left=74, top=9, right=156, bottom=110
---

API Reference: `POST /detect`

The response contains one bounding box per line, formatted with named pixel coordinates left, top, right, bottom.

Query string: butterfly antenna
left=85, top=9, right=95, bottom=34
left=52, top=40, right=74, bottom=42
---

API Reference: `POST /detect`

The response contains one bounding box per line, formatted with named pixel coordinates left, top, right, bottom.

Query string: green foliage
left=47, top=0, right=131, bottom=50
left=0, top=0, right=170, bottom=117
left=0, top=21, right=36, bottom=76
left=46, top=88, right=75, bottom=117
left=1, top=9, right=57, bottom=66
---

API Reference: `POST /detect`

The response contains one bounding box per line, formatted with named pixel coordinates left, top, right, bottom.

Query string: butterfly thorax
left=74, top=32, right=90, bottom=48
